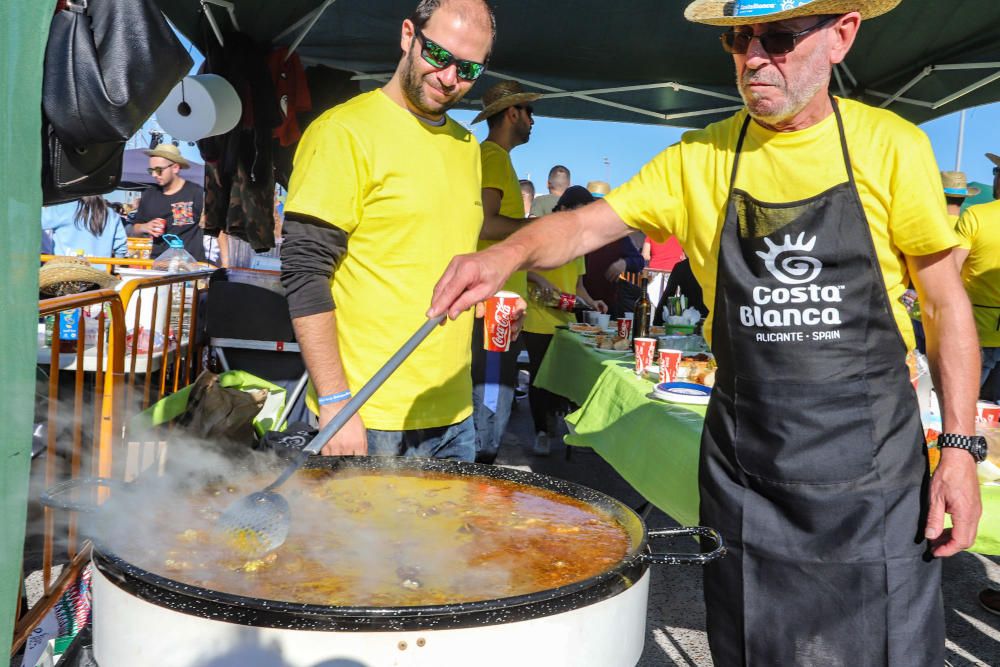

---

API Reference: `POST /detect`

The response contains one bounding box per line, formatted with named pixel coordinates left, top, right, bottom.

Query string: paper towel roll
left=156, top=74, right=242, bottom=141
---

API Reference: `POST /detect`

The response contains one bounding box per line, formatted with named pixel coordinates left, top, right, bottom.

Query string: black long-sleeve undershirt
left=280, top=213, right=348, bottom=319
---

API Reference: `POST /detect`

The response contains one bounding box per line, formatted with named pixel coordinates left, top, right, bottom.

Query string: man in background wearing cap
left=129, top=143, right=206, bottom=261
left=429, top=1, right=982, bottom=662
left=953, top=155, right=1000, bottom=616
left=469, top=81, right=539, bottom=463
left=530, top=164, right=571, bottom=217
left=281, top=0, right=501, bottom=460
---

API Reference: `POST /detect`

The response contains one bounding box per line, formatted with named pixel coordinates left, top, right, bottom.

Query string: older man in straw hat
left=429, top=1, right=983, bottom=662
left=130, top=142, right=206, bottom=261
left=468, top=80, right=539, bottom=463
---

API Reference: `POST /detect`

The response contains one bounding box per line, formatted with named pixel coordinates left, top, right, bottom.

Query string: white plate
left=652, top=382, right=712, bottom=405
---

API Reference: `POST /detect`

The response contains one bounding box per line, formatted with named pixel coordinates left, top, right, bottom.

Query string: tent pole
left=956, top=109, right=966, bottom=171
left=285, top=0, right=338, bottom=61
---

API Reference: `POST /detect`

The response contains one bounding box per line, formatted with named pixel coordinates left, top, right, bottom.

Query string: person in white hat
left=469, top=80, right=539, bottom=463
left=428, top=1, right=983, bottom=663
left=130, top=142, right=206, bottom=261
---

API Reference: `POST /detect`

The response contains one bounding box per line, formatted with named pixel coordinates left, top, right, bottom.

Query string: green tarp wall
left=1, top=2, right=50, bottom=652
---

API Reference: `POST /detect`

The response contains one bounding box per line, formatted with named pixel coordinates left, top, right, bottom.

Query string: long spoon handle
left=265, top=314, right=446, bottom=492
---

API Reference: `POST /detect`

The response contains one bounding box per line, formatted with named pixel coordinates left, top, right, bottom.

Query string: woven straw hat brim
left=472, top=92, right=543, bottom=124
left=684, top=0, right=901, bottom=26
left=987, top=153, right=1000, bottom=168
left=142, top=148, right=191, bottom=169
left=39, top=262, right=119, bottom=291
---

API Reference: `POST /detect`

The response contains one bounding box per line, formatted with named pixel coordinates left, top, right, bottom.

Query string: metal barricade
left=13, top=290, right=125, bottom=656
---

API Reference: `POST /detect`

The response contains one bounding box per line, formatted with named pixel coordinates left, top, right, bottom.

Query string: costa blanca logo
left=755, top=232, right=823, bottom=285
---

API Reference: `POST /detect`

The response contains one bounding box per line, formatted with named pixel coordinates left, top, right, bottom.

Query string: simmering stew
left=119, top=468, right=632, bottom=607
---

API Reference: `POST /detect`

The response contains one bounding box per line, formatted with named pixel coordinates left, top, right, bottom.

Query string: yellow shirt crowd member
left=524, top=257, right=587, bottom=335
left=285, top=90, right=482, bottom=430
left=605, top=98, right=958, bottom=352
left=955, top=199, right=1000, bottom=347
left=478, top=140, right=527, bottom=297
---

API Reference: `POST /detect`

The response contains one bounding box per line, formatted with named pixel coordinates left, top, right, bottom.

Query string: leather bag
left=41, top=123, right=124, bottom=205
left=43, top=0, right=193, bottom=146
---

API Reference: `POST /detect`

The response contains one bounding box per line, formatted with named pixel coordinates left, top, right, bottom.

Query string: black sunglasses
left=994, top=166, right=1000, bottom=177
left=720, top=15, right=839, bottom=56
left=146, top=166, right=173, bottom=175
left=414, top=27, right=487, bottom=81
left=515, top=105, right=534, bottom=117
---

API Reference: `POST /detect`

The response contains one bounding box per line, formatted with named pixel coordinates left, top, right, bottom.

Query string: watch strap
left=937, top=433, right=987, bottom=463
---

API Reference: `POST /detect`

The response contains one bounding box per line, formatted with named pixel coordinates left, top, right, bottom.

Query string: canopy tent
left=158, top=0, right=1000, bottom=129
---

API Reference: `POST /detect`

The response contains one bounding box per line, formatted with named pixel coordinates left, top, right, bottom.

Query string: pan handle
left=640, top=526, right=727, bottom=565
left=39, top=477, right=125, bottom=512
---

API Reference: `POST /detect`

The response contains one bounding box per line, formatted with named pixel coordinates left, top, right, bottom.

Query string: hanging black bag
left=42, top=0, right=193, bottom=146
left=41, top=124, right=124, bottom=205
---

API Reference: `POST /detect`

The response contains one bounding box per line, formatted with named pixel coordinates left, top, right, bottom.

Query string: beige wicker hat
left=941, top=171, right=980, bottom=198
left=39, top=257, right=119, bottom=297
left=142, top=142, right=190, bottom=169
left=987, top=152, right=1000, bottom=168
left=586, top=180, right=612, bottom=197
left=684, top=0, right=901, bottom=26
left=472, top=81, right=542, bottom=124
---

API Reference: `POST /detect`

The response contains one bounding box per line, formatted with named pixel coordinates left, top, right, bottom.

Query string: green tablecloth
left=535, top=329, right=1000, bottom=554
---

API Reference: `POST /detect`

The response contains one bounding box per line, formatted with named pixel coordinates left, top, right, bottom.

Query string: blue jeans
left=366, top=416, right=475, bottom=461
left=471, top=318, right=519, bottom=464
left=981, top=347, right=1000, bottom=387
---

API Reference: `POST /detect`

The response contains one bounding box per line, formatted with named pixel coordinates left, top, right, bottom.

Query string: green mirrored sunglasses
left=415, top=27, right=487, bottom=81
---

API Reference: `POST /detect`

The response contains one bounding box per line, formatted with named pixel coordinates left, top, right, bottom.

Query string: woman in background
left=41, top=196, right=128, bottom=258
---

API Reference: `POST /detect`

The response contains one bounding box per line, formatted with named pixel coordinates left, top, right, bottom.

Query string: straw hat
left=987, top=152, right=1000, bottom=168
left=142, top=143, right=190, bottom=169
left=586, top=180, right=612, bottom=197
left=472, top=81, right=542, bottom=124
left=39, top=257, right=119, bottom=297
left=684, top=0, right=901, bottom=26
left=941, top=171, right=980, bottom=198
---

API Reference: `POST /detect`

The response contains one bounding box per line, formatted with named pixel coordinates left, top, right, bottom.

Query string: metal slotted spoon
left=217, top=315, right=446, bottom=558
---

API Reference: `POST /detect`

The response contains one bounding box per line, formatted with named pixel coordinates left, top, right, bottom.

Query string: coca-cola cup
left=634, top=338, right=657, bottom=376
left=483, top=291, right=519, bottom=352
left=977, top=401, right=1000, bottom=425
left=658, top=348, right=683, bottom=384
left=616, top=317, right=632, bottom=340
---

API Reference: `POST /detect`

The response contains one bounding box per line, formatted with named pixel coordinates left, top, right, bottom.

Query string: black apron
left=701, top=101, right=944, bottom=666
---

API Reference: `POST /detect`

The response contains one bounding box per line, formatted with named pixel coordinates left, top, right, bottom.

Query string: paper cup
left=658, top=349, right=683, bottom=384
left=624, top=312, right=634, bottom=321
left=634, top=338, right=657, bottom=376
left=484, top=291, right=519, bottom=352
left=977, top=401, right=1000, bottom=425
left=585, top=311, right=599, bottom=325
left=616, top=318, right=632, bottom=340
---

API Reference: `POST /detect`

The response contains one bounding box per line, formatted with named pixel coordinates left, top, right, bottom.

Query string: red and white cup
left=658, top=348, right=683, bottom=384
left=977, top=401, right=1000, bottom=425
left=634, top=337, right=657, bottom=376
left=483, top=291, right=519, bottom=352
left=616, top=317, right=632, bottom=340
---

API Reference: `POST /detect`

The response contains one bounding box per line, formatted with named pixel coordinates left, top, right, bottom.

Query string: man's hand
left=318, top=404, right=368, bottom=456
left=429, top=246, right=519, bottom=321
left=925, top=448, right=982, bottom=557
left=134, top=218, right=167, bottom=238
left=604, top=258, right=626, bottom=283
left=591, top=299, right=609, bottom=314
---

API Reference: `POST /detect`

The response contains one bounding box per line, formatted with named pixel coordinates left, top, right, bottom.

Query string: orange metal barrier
left=13, top=290, right=125, bottom=656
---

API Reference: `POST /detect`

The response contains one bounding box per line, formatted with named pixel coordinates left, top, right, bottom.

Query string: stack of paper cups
left=156, top=74, right=242, bottom=141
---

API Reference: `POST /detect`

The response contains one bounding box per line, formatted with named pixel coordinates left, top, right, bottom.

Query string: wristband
left=317, top=390, right=352, bottom=406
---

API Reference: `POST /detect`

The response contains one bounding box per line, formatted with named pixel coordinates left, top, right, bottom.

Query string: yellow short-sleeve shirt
left=604, top=98, right=958, bottom=352
left=955, top=199, right=1000, bottom=346
left=525, top=257, right=587, bottom=335
left=478, top=140, right=527, bottom=297
left=285, top=90, right=483, bottom=430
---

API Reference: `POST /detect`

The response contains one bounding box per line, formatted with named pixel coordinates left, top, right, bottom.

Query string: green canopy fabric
left=962, top=181, right=995, bottom=210
left=160, top=0, right=1000, bottom=128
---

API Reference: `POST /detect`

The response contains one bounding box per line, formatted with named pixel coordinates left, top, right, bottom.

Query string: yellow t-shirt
left=478, top=140, right=527, bottom=297
left=605, top=98, right=958, bottom=351
left=524, top=257, right=587, bottom=334
left=285, top=89, right=482, bottom=430
left=955, top=199, right=1000, bottom=347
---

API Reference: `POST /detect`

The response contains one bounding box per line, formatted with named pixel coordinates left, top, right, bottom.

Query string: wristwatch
left=937, top=433, right=988, bottom=463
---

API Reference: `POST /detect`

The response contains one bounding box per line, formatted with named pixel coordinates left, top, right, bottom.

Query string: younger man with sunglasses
left=429, top=1, right=982, bottom=663
left=281, top=0, right=498, bottom=460
left=129, top=143, right=205, bottom=261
